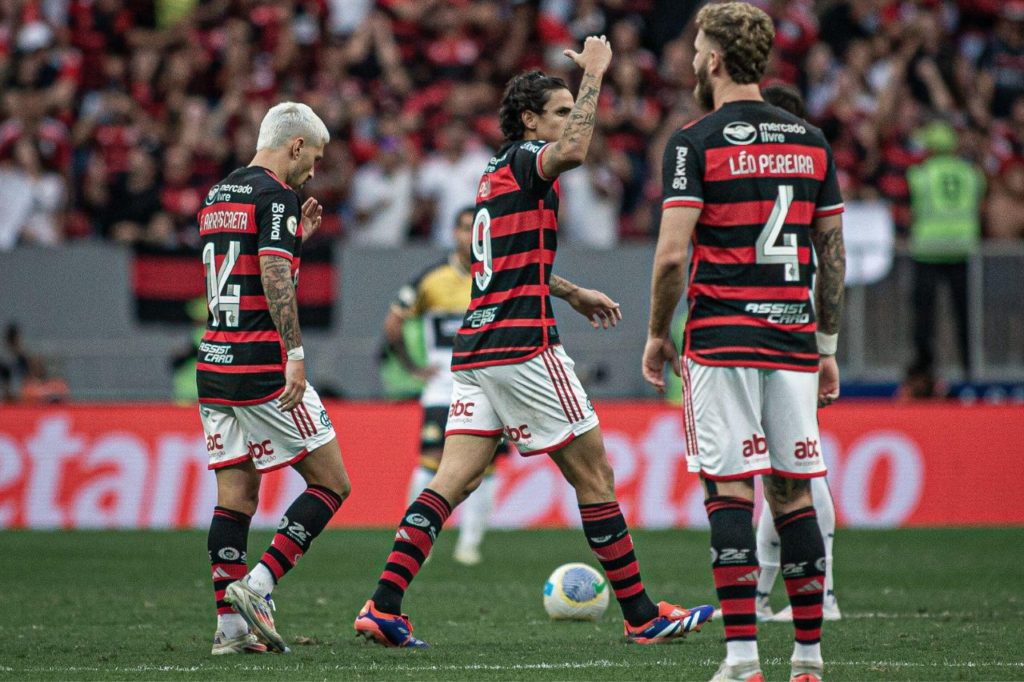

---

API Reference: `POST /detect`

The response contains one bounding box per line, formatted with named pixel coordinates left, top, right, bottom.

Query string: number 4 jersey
left=196, top=166, right=303, bottom=405
left=662, top=100, right=844, bottom=372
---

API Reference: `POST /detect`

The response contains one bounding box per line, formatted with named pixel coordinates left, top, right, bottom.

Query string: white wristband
left=816, top=332, right=838, bottom=356
left=286, top=346, right=305, bottom=361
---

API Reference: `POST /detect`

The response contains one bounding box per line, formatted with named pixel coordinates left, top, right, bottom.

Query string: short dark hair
left=454, top=205, right=476, bottom=226
left=762, top=84, right=806, bottom=119
left=499, top=70, right=570, bottom=141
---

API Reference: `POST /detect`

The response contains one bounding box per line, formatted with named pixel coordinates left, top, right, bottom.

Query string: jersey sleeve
left=661, top=129, right=704, bottom=211
left=508, top=141, right=556, bottom=197
left=256, top=187, right=302, bottom=260
left=814, top=144, right=845, bottom=218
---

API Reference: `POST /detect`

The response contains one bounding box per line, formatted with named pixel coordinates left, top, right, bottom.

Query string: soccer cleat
left=709, top=659, right=765, bottom=682
left=353, top=599, right=429, bottom=648
left=790, top=658, right=824, bottom=681
left=211, top=629, right=268, bottom=655
left=223, top=581, right=291, bottom=654
left=452, top=545, right=482, bottom=566
left=624, top=601, right=714, bottom=644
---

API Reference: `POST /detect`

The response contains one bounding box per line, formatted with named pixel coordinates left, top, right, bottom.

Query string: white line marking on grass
left=15, top=659, right=1024, bottom=675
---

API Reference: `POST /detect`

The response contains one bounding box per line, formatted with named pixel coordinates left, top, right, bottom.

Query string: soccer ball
left=542, top=562, right=610, bottom=621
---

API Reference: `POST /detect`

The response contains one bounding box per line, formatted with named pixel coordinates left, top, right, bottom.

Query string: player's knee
left=219, top=488, right=259, bottom=517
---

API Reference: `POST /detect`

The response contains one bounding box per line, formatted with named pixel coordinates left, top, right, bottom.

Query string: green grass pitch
left=1, top=528, right=1022, bottom=680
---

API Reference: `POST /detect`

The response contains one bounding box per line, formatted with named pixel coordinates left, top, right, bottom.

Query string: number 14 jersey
left=662, top=100, right=844, bottom=372
left=196, top=166, right=303, bottom=405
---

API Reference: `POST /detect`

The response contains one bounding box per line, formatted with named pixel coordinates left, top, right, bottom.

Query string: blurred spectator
left=907, top=120, right=986, bottom=378
left=0, top=323, right=67, bottom=403
left=560, top=133, right=626, bottom=249
left=0, top=0, right=1020, bottom=251
left=0, top=323, right=30, bottom=401
left=986, top=157, right=1024, bottom=239
left=416, top=118, right=492, bottom=248
left=349, top=136, right=415, bottom=246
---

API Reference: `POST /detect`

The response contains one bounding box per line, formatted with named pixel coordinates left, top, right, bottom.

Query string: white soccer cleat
left=709, top=659, right=765, bottom=682
left=790, top=658, right=825, bottom=681
left=223, top=580, right=291, bottom=654
left=453, top=545, right=482, bottom=566
left=211, top=630, right=267, bottom=655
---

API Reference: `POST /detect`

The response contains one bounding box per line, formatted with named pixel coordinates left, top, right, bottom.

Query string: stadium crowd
left=1, top=0, right=1023, bottom=252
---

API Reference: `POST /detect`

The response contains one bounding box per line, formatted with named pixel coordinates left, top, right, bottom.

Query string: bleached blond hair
left=256, top=101, right=330, bottom=151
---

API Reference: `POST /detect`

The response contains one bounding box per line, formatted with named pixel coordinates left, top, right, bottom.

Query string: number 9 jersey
left=196, top=166, right=303, bottom=405
left=452, top=140, right=563, bottom=371
left=662, top=101, right=844, bottom=372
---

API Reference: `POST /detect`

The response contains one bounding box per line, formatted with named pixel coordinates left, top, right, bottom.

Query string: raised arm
left=539, top=36, right=613, bottom=178
left=261, top=254, right=305, bottom=411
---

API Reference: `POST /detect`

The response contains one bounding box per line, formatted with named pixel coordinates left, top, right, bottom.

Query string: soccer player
left=643, top=4, right=846, bottom=682
left=354, top=35, right=714, bottom=648
left=386, top=205, right=507, bottom=566
left=753, top=84, right=841, bottom=624
left=197, top=102, right=351, bottom=655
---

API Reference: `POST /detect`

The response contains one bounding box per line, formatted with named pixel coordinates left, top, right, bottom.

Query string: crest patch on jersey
left=723, top=121, right=758, bottom=145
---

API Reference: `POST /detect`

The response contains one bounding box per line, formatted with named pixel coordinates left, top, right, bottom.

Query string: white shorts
left=682, top=359, right=826, bottom=480
left=446, top=345, right=599, bottom=456
left=201, top=382, right=337, bottom=473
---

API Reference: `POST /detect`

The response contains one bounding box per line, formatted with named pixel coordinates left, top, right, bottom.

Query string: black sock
left=580, top=501, right=658, bottom=626
left=208, top=506, right=250, bottom=615
left=705, top=496, right=758, bottom=642
left=776, top=506, right=825, bottom=645
left=372, top=488, right=452, bottom=614
left=258, top=485, right=343, bottom=583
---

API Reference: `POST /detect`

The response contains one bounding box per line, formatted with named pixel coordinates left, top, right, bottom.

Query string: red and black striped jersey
left=451, top=140, right=562, bottom=370
left=196, top=166, right=303, bottom=405
left=662, top=100, right=844, bottom=372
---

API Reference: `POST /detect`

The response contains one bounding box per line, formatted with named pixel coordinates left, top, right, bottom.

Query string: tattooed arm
left=811, top=213, right=846, bottom=337
left=550, top=274, right=622, bottom=330
left=261, top=254, right=305, bottom=410
left=810, top=213, right=846, bottom=407
left=540, top=35, right=613, bottom=178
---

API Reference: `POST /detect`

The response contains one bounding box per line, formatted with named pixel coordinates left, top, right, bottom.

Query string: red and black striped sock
left=209, top=506, right=251, bottom=615
left=776, top=506, right=825, bottom=646
left=257, top=484, right=343, bottom=583
left=372, top=488, right=452, bottom=615
left=705, top=496, right=759, bottom=644
left=579, top=501, right=658, bottom=626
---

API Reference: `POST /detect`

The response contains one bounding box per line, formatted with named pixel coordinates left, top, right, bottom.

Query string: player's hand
left=817, top=354, right=840, bottom=408
left=301, top=197, right=323, bottom=238
left=565, top=287, right=621, bottom=329
left=278, top=358, right=306, bottom=412
left=564, top=35, right=612, bottom=75
left=412, top=365, right=439, bottom=381
left=642, top=334, right=680, bottom=394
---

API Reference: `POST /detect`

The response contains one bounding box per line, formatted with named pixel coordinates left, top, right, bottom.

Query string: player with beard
left=644, top=4, right=846, bottom=681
